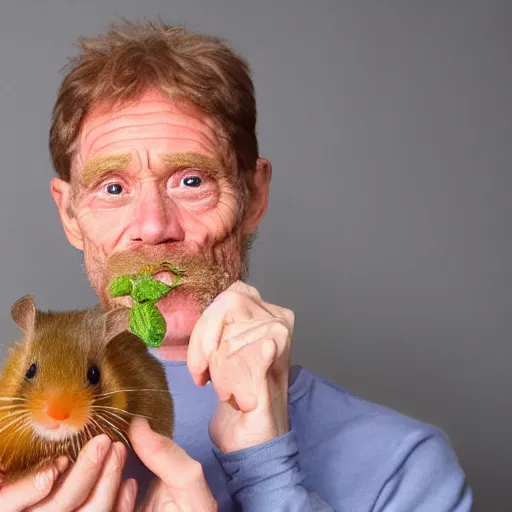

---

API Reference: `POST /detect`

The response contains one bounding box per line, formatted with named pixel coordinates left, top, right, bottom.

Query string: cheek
left=178, top=187, right=240, bottom=241
left=76, top=203, right=133, bottom=250
left=74, top=182, right=240, bottom=248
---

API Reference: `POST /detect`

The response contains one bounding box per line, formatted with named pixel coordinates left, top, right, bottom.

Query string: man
left=1, top=19, right=472, bottom=511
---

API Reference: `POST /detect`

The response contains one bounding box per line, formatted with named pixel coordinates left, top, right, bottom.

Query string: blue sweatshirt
left=124, top=360, right=473, bottom=511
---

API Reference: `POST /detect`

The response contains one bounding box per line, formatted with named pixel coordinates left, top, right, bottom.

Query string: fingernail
left=54, top=456, right=69, bottom=473
left=91, top=434, right=112, bottom=464
left=34, top=466, right=57, bottom=491
left=262, top=339, right=276, bottom=360
left=127, top=478, right=137, bottom=501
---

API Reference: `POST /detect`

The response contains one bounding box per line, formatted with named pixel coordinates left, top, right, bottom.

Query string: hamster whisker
left=89, top=415, right=124, bottom=446
left=77, top=429, right=85, bottom=453
left=0, top=404, right=30, bottom=411
left=91, top=405, right=154, bottom=422
left=89, top=416, right=103, bottom=432
left=95, top=414, right=130, bottom=448
left=78, top=421, right=98, bottom=453
left=0, top=409, right=29, bottom=421
left=0, top=416, right=30, bottom=455
left=0, top=397, right=27, bottom=401
left=84, top=421, right=95, bottom=442
left=96, top=409, right=130, bottom=427
left=0, top=413, right=29, bottom=435
left=0, top=414, right=31, bottom=443
left=83, top=424, right=94, bottom=446
left=13, top=420, right=33, bottom=445
left=71, top=434, right=79, bottom=461
left=89, top=416, right=111, bottom=441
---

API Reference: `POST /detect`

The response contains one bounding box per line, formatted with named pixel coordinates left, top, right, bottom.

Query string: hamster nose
left=47, top=402, right=71, bottom=421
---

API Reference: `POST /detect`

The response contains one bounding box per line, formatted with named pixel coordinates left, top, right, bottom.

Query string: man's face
left=51, top=89, right=270, bottom=350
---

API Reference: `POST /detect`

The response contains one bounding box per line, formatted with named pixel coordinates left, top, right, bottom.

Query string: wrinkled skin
left=3, top=88, right=294, bottom=511
left=51, top=89, right=271, bottom=359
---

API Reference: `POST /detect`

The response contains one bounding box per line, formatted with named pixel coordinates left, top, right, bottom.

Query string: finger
left=129, top=418, right=211, bottom=494
left=262, top=303, right=295, bottom=330
left=79, top=442, right=128, bottom=512
left=187, top=298, right=228, bottom=385
left=224, top=280, right=262, bottom=299
left=221, top=318, right=291, bottom=357
left=33, top=434, right=112, bottom=511
left=130, top=419, right=218, bottom=512
left=188, top=290, right=269, bottom=385
left=0, top=457, right=68, bottom=512
left=211, top=338, right=276, bottom=411
left=225, top=282, right=293, bottom=328
left=113, top=478, right=137, bottom=512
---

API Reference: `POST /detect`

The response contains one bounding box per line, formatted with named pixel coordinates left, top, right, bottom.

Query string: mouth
left=31, top=421, right=80, bottom=442
left=152, top=270, right=176, bottom=287
left=109, top=268, right=179, bottom=308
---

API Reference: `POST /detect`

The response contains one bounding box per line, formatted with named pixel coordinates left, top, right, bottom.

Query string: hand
left=0, top=435, right=137, bottom=512
left=187, top=281, right=294, bottom=453
left=129, top=417, right=218, bottom=511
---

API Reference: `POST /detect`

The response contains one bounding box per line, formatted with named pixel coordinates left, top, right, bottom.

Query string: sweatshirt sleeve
left=372, top=428, right=473, bottom=511
left=213, top=427, right=472, bottom=512
left=213, top=430, right=335, bottom=511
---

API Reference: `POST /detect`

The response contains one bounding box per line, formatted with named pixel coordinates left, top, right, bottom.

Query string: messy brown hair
left=49, top=18, right=259, bottom=187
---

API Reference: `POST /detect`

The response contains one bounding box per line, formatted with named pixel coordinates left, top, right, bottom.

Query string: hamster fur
left=0, top=294, right=174, bottom=484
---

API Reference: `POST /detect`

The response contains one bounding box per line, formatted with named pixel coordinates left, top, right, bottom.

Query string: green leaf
left=129, top=302, right=167, bottom=348
left=131, top=275, right=172, bottom=303
left=109, top=275, right=134, bottom=297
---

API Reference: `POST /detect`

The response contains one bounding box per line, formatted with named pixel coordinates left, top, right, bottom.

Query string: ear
left=241, top=158, right=272, bottom=235
left=103, top=307, right=131, bottom=343
left=50, top=177, right=84, bottom=251
left=11, top=294, right=36, bottom=338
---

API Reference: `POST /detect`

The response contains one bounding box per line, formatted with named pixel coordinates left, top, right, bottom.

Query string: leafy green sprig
left=108, top=264, right=184, bottom=347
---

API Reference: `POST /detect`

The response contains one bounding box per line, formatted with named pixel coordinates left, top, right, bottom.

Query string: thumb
left=128, top=417, right=210, bottom=493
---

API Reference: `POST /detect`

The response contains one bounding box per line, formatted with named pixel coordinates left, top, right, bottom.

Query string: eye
left=87, top=365, right=101, bottom=386
left=181, top=176, right=202, bottom=188
left=25, top=363, right=37, bottom=380
left=106, top=183, right=123, bottom=195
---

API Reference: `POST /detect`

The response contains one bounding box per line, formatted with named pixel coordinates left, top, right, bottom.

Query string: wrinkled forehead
left=70, top=90, right=234, bottom=181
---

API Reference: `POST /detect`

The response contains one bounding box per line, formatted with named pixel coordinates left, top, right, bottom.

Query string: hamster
left=0, top=294, right=174, bottom=484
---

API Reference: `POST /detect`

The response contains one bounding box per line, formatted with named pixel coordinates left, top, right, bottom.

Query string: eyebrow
left=78, top=154, right=131, bottom=187
left=160, top=152, right=229, bottom=182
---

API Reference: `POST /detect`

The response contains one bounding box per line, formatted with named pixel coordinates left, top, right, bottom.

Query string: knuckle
left=272, top=319, right=291, bottom=340
left=172, top=459, right=205, bottom=489
left=33, top=465, right=57, bottom=493
left=243, top=283, right=261, bottom=298
left=185, top=460, right=204, bottom=483
left=282, top=308, right=295, bottom=328
left=84, top=436, right=110, bottom=468
left=218, top=289, right=245, bottom=308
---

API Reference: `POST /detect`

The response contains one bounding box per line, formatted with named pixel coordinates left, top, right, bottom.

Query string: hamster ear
left=103, top=307, right=131, bottom=343
left=11, top=294, right=37, bottom=337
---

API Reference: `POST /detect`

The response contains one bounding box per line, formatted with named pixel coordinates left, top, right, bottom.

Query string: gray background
left=0, top=1, right=509, bottom=510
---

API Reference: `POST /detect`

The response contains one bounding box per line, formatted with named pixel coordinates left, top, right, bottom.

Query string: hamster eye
left=25, top=363, right=37, bottom=380
left=87, top=365, right=101, bottom=386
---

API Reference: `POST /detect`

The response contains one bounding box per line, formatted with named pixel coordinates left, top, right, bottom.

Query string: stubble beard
left=81, top=231, right=255, bottom=313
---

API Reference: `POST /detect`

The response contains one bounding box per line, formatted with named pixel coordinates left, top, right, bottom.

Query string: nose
left=131, top=182, right=185, bottom=245
left=47, top=399, right=71, bottom=421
